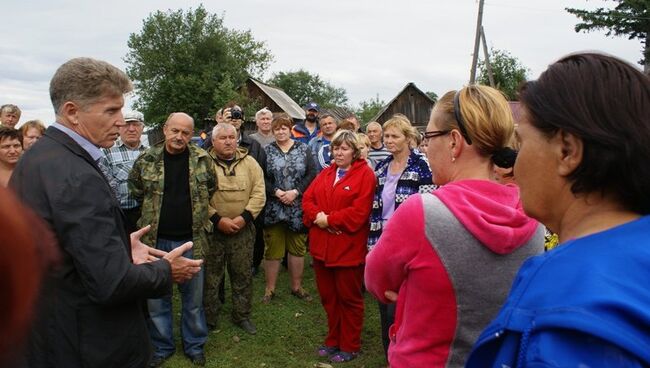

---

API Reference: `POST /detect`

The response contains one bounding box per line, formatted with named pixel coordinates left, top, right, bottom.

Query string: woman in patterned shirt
left=367, top=114, right=433, bottom=361
left=262, top=113, right=317, bottom=303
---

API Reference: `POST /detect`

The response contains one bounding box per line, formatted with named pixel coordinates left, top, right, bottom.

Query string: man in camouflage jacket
left=128, top=112, right=217, bottom=366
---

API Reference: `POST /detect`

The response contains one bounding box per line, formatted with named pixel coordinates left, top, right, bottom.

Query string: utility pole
left=480, top=26, right=495, bottom=87
left=469, top=0, right=485, bottom=84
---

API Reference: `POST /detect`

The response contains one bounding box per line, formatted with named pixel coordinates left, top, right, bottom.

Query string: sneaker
left=237, top=319, right=257, bottom=335
left=186, top=353, right=206, bottom=366
left=261, top=289, right=275, bottom=304
left=291, top=287, right=313, bottom=301
left=317, top=345, right=339, bottom=357
left=329, top=351, right=359, bottom=363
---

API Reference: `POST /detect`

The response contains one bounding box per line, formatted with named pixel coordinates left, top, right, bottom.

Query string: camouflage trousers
left=204, top=222, right=255, bottom=325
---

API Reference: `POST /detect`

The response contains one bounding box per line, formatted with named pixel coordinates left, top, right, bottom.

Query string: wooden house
left=240, top=78, right=305, bottom=133
left=244, top=78, right=305, bottom=120
left=371, top=83, right=436, bottom=131
left=320, top=106, right=353, bottom=122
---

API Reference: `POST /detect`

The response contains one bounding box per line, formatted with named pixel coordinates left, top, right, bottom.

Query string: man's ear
left=556, top=130, right=583, bottom=177
left=60, top=101, right=80, bottom=125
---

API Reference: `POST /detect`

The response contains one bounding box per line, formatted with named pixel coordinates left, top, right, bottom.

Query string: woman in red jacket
left=303, top=130, right=377, bottom=363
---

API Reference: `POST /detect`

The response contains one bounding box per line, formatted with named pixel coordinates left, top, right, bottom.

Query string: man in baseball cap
left=102, top=110, right=147, bottom=233
left=291, top=102, right=321, bottom=144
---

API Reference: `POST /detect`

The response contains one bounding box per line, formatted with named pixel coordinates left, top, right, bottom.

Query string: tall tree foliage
left=478, top=48, right=529, bottom=101
left=355, top=95, right=385, bottom=126
left=566, top=0, right=650, bottom=73
left=125, top=6, right=273, bottom=126
left=425, top=91, right=438, bottom=103
left=267, top=69, right=348, bottom=108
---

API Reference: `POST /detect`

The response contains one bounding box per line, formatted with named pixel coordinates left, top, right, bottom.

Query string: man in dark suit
left=9, top=57, right=203, bottom=368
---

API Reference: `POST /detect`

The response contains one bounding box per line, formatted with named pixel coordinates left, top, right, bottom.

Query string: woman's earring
left=451, top=156, right=456, bottom=163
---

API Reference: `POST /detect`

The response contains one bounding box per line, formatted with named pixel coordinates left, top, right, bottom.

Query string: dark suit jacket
left=10, top=126, right=172, bottom=368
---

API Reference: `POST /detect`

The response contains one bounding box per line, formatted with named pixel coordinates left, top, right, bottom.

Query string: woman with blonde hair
left=355, top=133, right=372, bottom=166
left=303, top=130, right=376, bottom=363
left=20, top=120, right=46, bottom=150
left=366, top=114, right=433, bottom=360
left=366, top=85, right=544, bottom=367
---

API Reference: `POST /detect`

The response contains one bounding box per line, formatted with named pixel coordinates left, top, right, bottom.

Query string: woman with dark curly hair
left=467, top=53, right=650, bottom=366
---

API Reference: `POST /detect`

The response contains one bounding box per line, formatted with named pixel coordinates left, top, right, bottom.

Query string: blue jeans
left=147, top=238, right=207, bottom=358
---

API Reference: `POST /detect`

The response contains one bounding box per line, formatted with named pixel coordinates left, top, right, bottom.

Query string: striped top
left=367, top=144, right=391, bottom=169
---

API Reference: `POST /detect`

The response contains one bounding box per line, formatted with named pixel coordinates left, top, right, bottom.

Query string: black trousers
left=378, top=301, right=396, bottom=360
left=123, top=207, right=140, bottom=236
left=252, top=215, right=265, bottom=269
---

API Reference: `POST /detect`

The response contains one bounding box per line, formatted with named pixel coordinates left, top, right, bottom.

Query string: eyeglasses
left=423, top=129, right=450, bottom=143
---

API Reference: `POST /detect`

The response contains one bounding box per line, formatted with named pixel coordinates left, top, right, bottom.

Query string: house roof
left=370, top=82, right=435, bottom=122
left=249, top=78, right=305, bottom=120
left=321, top=106, right=352, bottom=121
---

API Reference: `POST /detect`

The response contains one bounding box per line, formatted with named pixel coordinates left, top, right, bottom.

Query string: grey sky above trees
left=0, top=0, right=643, bottom=124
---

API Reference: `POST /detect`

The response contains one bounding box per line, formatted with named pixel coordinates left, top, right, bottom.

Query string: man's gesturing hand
left=131, top=225, right=166, bottom=264
left=164, top=242, right=203, bottom=283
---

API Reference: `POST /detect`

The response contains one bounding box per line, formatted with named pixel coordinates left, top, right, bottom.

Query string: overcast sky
left=1, top=0, right=643, bottom=125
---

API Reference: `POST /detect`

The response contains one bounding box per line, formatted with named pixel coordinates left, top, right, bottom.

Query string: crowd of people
left=1, top=52, right=649, bottom=368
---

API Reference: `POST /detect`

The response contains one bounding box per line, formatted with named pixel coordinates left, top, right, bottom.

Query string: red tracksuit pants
left=313, top=259, right=365, bottom=352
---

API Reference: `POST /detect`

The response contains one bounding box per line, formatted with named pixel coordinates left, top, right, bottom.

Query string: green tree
left=478, top=48, right=529, bottom=100
left=566, top=0, right=650, bottom=73
left=355, top=95, right=385, bottom=126
left=125, top=5, right=273, bottom=126
left=267, top=69, right=348, bottom=108
left=425, top=91, right=438, bottom=103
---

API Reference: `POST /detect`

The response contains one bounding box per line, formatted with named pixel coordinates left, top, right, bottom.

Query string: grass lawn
left=164, top=256, right=386, bottom=368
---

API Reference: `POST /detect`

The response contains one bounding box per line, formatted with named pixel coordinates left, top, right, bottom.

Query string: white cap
left=124, top=111, right=144, bottom=123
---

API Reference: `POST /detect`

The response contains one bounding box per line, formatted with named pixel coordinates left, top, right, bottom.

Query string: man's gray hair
left=49, top=57, right=133, bottom=114
left=365, top=121, right=382, bottom=132
left=212, top=122, right=237, bottom=139
left=255, top=107, right=273, bottom=120
left=0, top=104, right=21, bottom=115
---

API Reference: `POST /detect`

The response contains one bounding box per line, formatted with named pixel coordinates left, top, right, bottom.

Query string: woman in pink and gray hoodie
left=365, top=85, right=544, bottom=368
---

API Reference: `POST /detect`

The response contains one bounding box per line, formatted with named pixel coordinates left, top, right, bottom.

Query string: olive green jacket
left=128, top=143, right=217, bottom=259
left=208, top=146, right=266, bottom=221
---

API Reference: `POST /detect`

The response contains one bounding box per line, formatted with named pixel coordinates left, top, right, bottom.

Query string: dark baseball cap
left=304, top=102, right=320, bottom=112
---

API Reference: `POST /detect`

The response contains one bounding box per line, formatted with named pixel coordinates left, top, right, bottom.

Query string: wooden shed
left=320, top=106, right=353, bottom=122
left=244, top=78, right=305, bottom=121
left=370, top=82, right=435, bottom=130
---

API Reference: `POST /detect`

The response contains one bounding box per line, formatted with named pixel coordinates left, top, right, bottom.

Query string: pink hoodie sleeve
left=365, top=194, right=428, bottom=303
